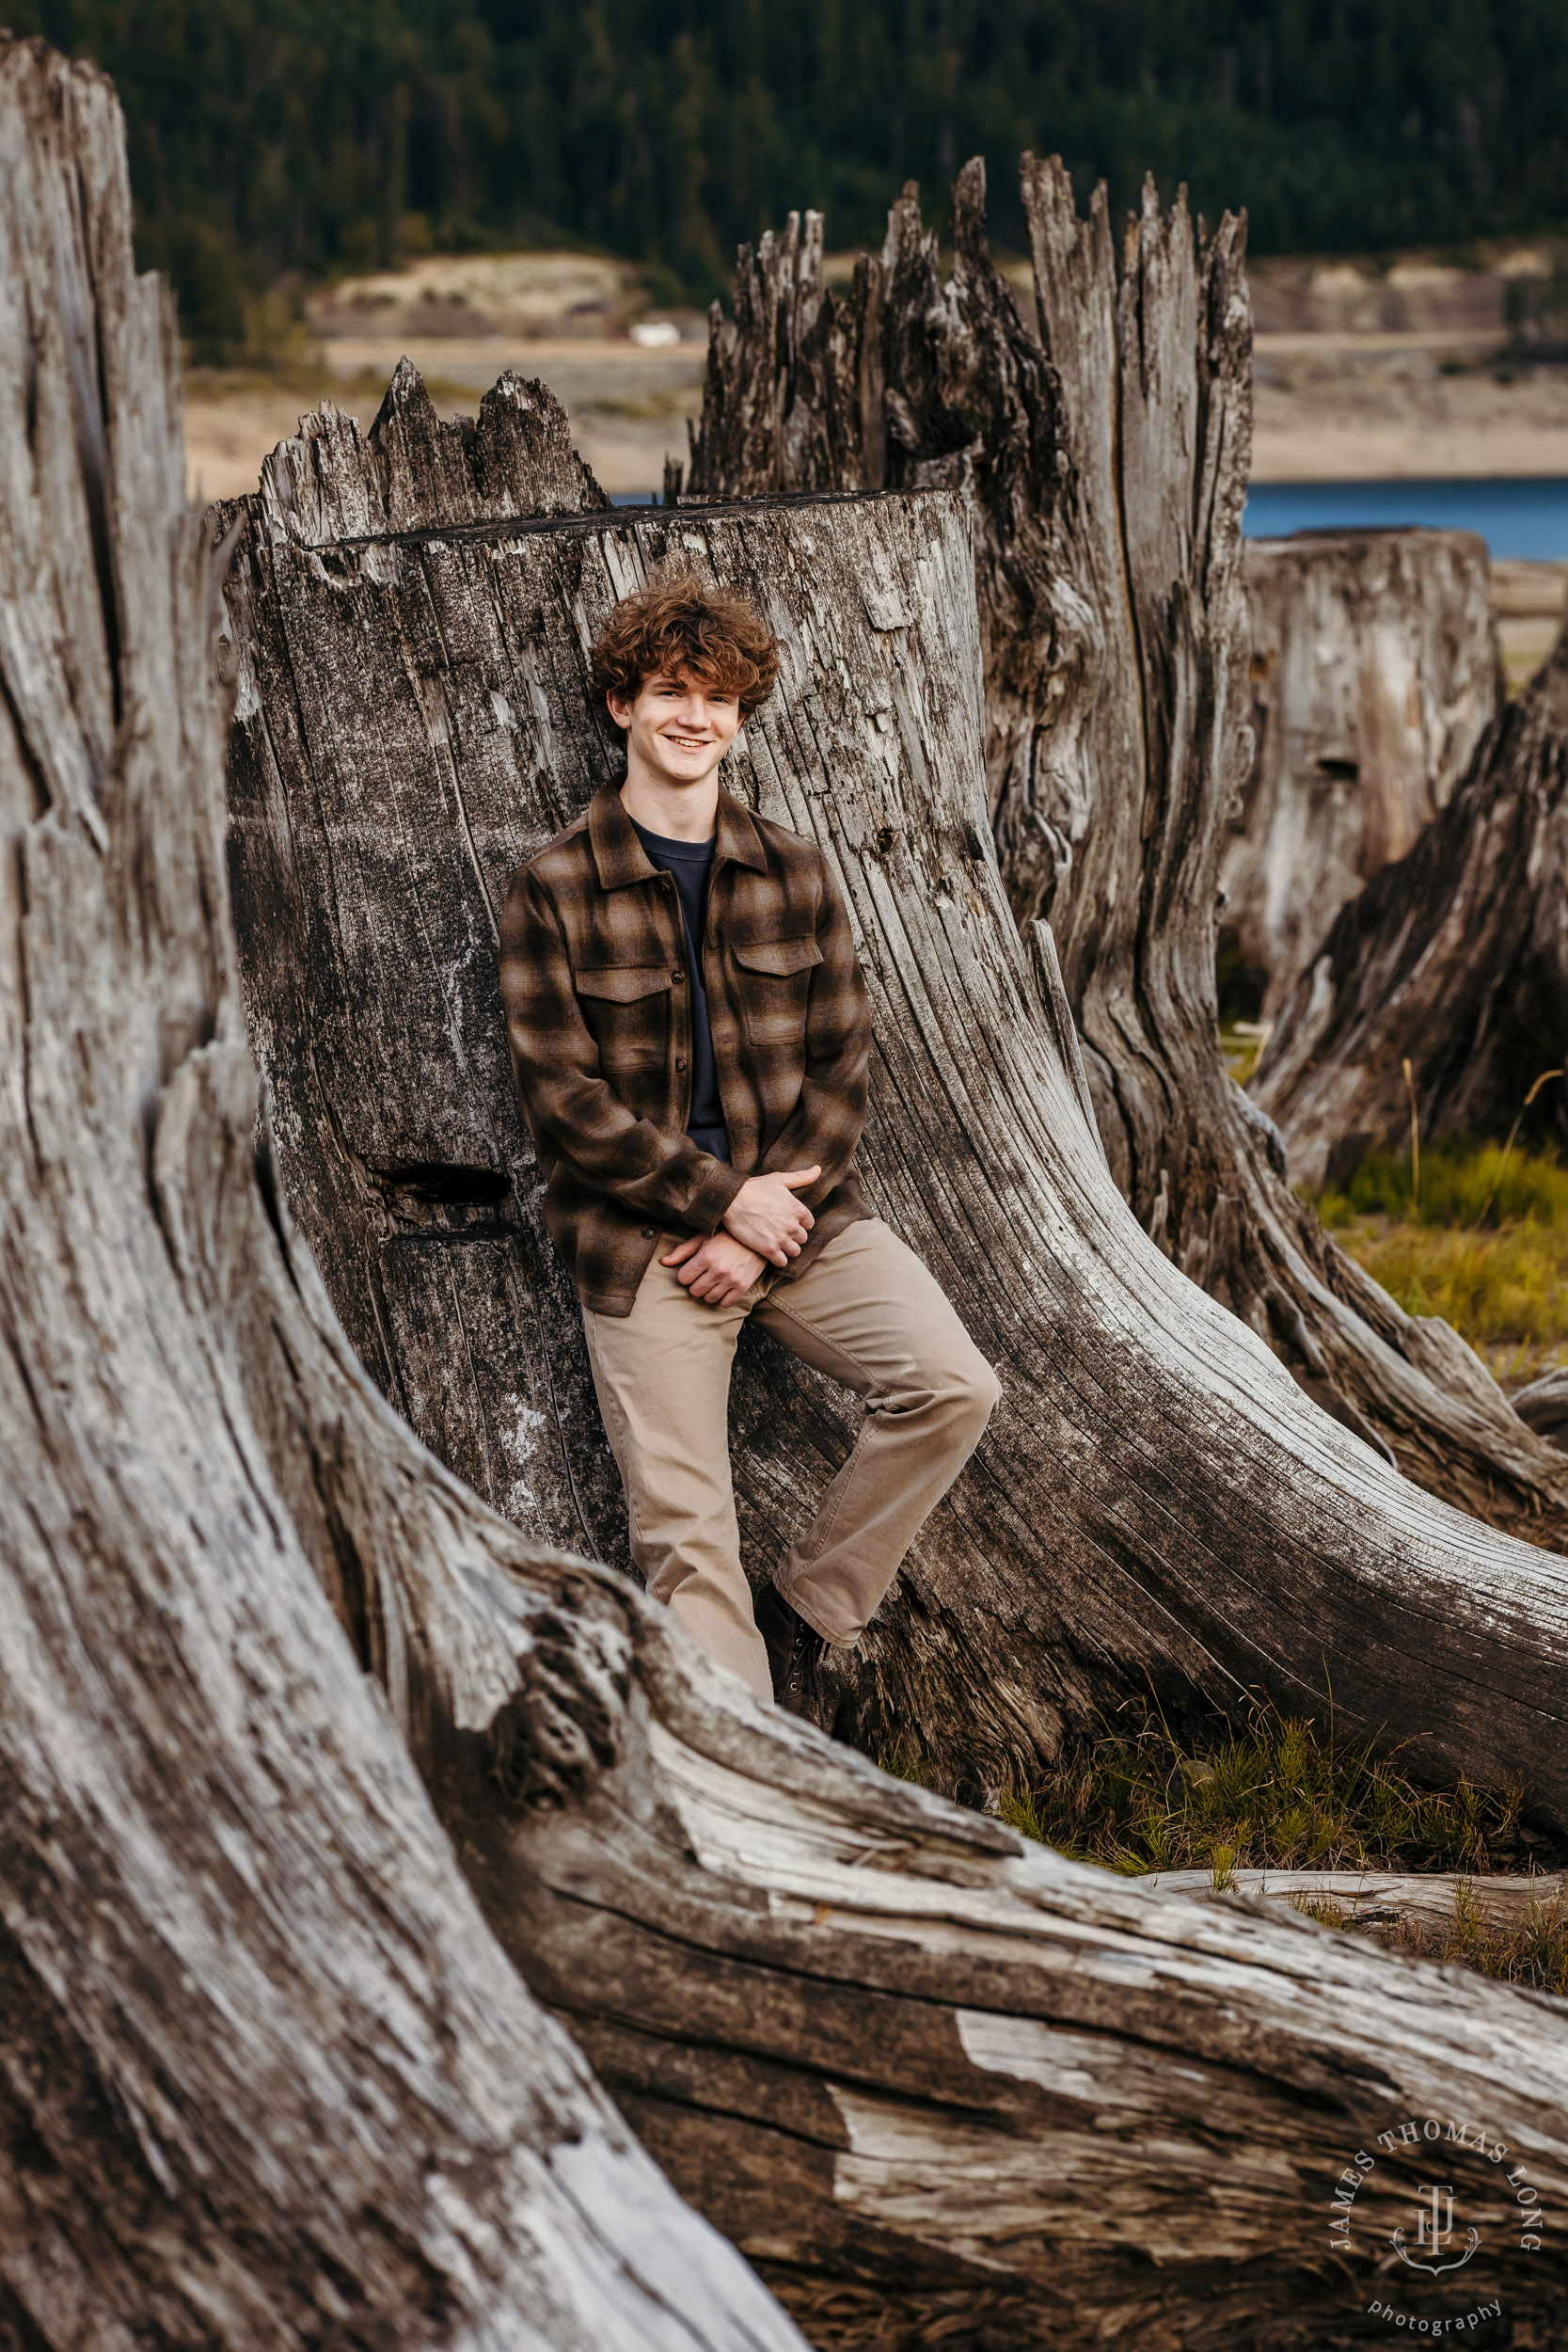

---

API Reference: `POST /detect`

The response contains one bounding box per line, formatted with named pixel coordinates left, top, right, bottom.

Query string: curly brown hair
left=589, top=574, right=781, bottom=718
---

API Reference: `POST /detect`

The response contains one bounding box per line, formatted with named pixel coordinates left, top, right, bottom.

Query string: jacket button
left=672, top=968, right=685, bottom=983
left=641, top=1227, right=656, bottom=1238
left=675, top=1056, right=687, bottom=1072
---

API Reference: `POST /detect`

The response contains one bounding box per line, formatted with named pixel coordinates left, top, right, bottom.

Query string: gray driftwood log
left=1135, top=1867, right=1564, bottom=1940
left=680, top=160, right=1568, bottom=1549
left=8, top=38, right=1568, bottom=2350
left=1255, top=627, right=1568, bottom=1189
left=1226, top=529, right=1497, bottom=1021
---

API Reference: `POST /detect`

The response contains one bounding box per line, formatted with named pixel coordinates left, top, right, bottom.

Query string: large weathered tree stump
left=1226, top=529, right=1497, bottom=1021
left=9, top=37, right=1568, bottom=2350
left=679, top=155, right=1568, bottom=1548
left=1255, top=628, right=1568, bottom=1187
left=222, top=371, right=1568, bottom=1824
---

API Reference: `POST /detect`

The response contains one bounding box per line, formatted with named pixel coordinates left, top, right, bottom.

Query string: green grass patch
left=887, top=1694, right=1547, bottom=1883
left=1321, top=1137, right=1568, bottom=1229
left=969, top=1694, right=1534, bottom=1882
left=1427, top=1879, right=1568, bottom=1994
left=1219, top=1022, right=1269, bottom=1086
left=883, top=1695, right=1564, bottom=1991
left=1313, top=1137, right=1568, bottom=1383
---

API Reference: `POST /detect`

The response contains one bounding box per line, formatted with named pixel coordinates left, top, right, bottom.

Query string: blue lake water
left=1243, top=477, right=1568, bottom=561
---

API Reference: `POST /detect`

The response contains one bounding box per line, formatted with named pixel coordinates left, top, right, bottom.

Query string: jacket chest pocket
left=575, top=963, right=673, bottom=1072
left=733, top=935, right=822, bottom=1046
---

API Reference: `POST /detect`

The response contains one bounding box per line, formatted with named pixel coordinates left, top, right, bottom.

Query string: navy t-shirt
left=628, top=817, right=730, bottom=1163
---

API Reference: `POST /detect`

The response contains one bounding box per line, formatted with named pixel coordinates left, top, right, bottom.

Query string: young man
left=499, top=576, right=999, bottom=1718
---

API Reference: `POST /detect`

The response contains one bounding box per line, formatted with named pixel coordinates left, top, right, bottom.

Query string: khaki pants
left=582, top=1217, right=1001, bottom=1700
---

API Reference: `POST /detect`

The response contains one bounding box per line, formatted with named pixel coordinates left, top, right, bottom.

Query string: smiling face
left=608, top=668, right=742, bottom=793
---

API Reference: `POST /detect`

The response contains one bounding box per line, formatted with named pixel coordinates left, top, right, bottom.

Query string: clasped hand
left=661, top=1165, right=820, bottom=1310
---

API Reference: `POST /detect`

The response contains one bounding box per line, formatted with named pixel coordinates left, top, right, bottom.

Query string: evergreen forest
left=12, top=0, right=1568, bottom=352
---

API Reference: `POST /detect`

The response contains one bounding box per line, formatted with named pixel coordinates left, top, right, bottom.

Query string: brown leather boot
left=753, top=1582, right=829, bottom=1725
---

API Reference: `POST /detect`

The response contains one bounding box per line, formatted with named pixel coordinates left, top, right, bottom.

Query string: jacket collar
left=587, top=780, right=768, bottom=888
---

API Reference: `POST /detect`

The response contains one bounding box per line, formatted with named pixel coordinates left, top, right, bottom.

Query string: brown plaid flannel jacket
left=500, top=783, right=872, bottom=1316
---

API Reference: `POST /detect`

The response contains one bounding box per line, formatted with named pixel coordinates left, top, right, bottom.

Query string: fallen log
left=1136, top=1867, right=1565, bottom=1939
left=1513, top=1360, right=1568, bottom=1448
left=8, top=38, right=1568, bottom=2350
left=680, top=157, right=1568, bottom=1548
left=1227, top=529, right=1497, bottom=1022
left=1254, top=628, right=1568, bottom=1189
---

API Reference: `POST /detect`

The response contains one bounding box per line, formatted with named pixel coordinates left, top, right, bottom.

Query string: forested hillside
left=13, top=0, right=1568, bottom=352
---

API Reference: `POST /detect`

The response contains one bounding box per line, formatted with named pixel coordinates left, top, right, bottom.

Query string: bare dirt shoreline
left=183, top=331, right=1568, bottom=506
left=1253, top=341, right=1568, bottom=482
